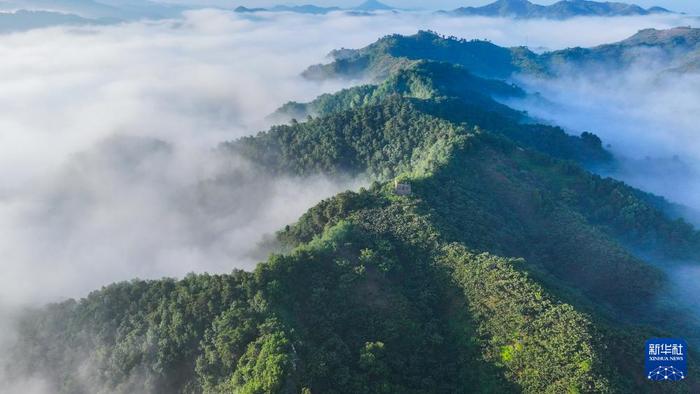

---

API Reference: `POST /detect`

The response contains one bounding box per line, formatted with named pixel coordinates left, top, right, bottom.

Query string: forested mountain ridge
left=6, top=30, right=700, bottom=393
left=276, top=60, right=611, bottom=167
left=304, top=28, right=700, bottom=82
left=441, top=0, right=671, bottom=19
left=302, top=30, right=536, bottom=81
left=540, top=26, right=700, bottom=73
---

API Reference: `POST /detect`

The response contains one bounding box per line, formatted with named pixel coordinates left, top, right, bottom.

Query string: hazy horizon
left=203, top=0, right=700, bottom=15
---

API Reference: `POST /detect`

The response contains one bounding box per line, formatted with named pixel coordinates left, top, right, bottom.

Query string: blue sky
left=230, top=1, right=700, bottom=14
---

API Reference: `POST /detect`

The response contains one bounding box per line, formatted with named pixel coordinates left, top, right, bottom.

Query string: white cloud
left=0, top=8, right=696, bottom=306
left=511, top=65, right=700, bottom=211
left=2, top=8, right=700, bottom=393
left=0, top=10, right=362, bottom=306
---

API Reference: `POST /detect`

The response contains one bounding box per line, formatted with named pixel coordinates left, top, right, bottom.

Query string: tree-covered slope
left=12, top=92, right=700, bottom=393
left=7, top=30, right=700, bottom=394
left=442, top=0, right=670, bottom=19
left=11, top=130, right=700, bottom=392
left=304, top=29, right=700, bottom=83
left=276, top=61, right=611, bottom=167
left=5, top=209, right=610, bottom=393
left=260, top=120, right=699, bottom=321
left=302, top=30, right=539, bottom=81
left=540, top=26, right=700, bottom=73
left=279, top=61, right=524, bottom=120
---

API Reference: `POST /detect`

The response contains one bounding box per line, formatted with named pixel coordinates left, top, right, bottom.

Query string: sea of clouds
left=512, top=62, right=700, bottom=213
left=1, top=7, right=699, bottom=393
left=0, top=6, right=696, bottom=308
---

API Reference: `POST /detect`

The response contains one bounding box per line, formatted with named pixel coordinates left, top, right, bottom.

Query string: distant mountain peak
left=234, top=6, right=265, bottom=13
left=354, top=0, right=393, bottom=11
left=647, top=6, right=671, bottom=13
left=496, top=0, right=534, bottom=4
left=492, top=0, right=539, bottom=12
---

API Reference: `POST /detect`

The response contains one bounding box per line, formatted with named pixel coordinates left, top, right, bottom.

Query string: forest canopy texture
left=7, top=30, right=700, bottom=393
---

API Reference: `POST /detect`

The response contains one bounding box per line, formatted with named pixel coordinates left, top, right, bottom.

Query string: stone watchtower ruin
left=394, top=180, right=411, bottom=196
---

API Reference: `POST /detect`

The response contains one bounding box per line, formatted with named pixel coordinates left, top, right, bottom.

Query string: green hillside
left=302, top=30, right=541, bottom=81
left=7, top=31, right=700, bottom=393
left=540, top=27, right=700, bottom=73
left=442, top=0, right=671, bottom=19
left=304, top=29, right=700, bottom=82
left=273, top=62, right=611, bottom=168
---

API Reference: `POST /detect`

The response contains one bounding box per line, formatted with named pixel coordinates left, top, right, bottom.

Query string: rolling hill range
left=303, top=28, right=700, bottom=82
left=234, top=5, right=341, bottom=14
left=441, top=0, right=671, bottom=19
left=539, top=26, right=700, bottom=73
left=0, top=9, right=115, bottom=32
left=0, top=0, right=185, bottom=31
left=6, top=30, right=700, bottom=393
left=234, top=0, right=394, bottom=15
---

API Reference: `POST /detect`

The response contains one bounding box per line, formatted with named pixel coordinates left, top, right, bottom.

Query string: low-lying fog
left=512, top=66, right=700, bottom=215
left=1, top=7, right=699, bottom=394
left=0, top=8, right=696, bottom=308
